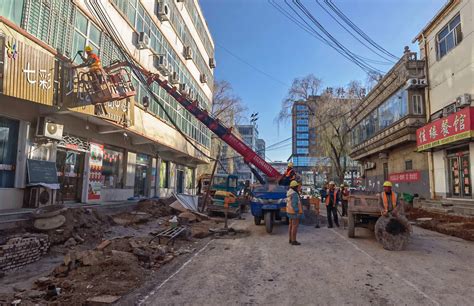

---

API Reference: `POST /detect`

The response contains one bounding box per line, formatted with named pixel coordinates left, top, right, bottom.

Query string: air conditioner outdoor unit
left=183, top=46, right=193, bottom=60
left=209, top=57, right=216, bottom=69
left=443, top=104, right=456, bottom=117
left=36, top=117, right=63, bottom=141
left=200, top=73, right=207, bottom=84
left=406, top=78, right=428, bottom=89
left=187, top=89, right=196, bottom=100
left=456, top=94, right=472, bottom=108
left=169, top=71, right=180, bottom=84
left=418, top=78, right=428, bottom=86
left=178, top=83, right=187, bottom=94
left=154, top=55, right=170, bottom=76
left=157, top=1, right=171, bottom=21
left=137, top=32, right=150, bottom=49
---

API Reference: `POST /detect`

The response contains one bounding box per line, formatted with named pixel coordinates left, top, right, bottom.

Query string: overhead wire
left=324, top=0, right=399, bottom=60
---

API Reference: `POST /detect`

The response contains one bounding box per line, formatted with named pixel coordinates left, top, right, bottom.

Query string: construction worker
left=280, top=162, right=297, bottom=186
left=73, top=45, right=104, bottom=85
left=379, top=181, right=402, bottom=217
left=325, top=181, right=340, bottom=228
left=341, top=184, right=350, bottom=217
left=287, top=180, right=303, bottom=245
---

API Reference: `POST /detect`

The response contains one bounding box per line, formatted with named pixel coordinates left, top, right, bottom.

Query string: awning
left=417, top=107, right=474, bottom=152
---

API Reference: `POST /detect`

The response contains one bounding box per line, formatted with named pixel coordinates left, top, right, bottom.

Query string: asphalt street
left=136, top=214, right=474, bottom=305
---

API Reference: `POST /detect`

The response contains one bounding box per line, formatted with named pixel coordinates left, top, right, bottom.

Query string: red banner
left=417, top=107, right=474, bottom=151
left=389, top=171, right=420, bottom=183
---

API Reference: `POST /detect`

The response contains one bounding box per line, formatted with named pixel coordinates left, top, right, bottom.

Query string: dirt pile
left=45, top=207, right=111, bottom=246
left=375, top=216, right=411, bottom=251
left=136, top=198, right=174, bottom=217
left=406, top=207, right=474, bottom=241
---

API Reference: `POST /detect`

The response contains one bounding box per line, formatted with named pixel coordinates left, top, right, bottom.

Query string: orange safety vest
left=284, top=168, right=295, bottom=178
left=325, top=189, right=338, bottom=206
left=88, top=53, right=102, bottom=71
left=287, top=192, right=303, bottom=215
left=382, top=192, right=397, bottom=214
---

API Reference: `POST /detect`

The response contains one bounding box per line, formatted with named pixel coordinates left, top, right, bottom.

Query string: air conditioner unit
left=157, top=1, right=171, bottom=22
left=169, top=71, right=179, bottom=84
left=24, top=186, right=56, bottom=208
left=178, top=83, right=187, bottom=94
left=137, top=32, right=150, bottom=49
left=187, top=89, right=196, bottom=100
left=209, top=57, right=216, bottom=69
left=154, top=55, right=170, bottom=76
left=456, top=94, right=472, bottom=108
left=200, top=73, right=207, bottom=84
left=36, top=117, right=64, bottom=141
left=418, top=78, right=428, bottom=86
left=406, top=78, right=428, bottom=89
left=183, top=46, right=193, bottom=60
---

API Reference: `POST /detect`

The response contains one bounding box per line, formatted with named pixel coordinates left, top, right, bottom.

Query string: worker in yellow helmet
left=280, top=162, right=297, bottom=186
left=73, top=45, right=105, bottom=87
left=287, top=180, right=303, bottom=245
left=378, top=181, right=402, bottom=217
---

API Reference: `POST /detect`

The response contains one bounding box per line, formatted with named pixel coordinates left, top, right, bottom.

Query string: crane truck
left=76, top=60, right=290, bottom=233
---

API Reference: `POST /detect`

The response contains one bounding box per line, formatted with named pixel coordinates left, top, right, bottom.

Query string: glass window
left=101, top=147, right=124, bottom=188
left=1, top=0, right=24, bottom=25
left=296, top=105, right=307, bottom=111
left=297, top=148, right=309, bottom=154
left=0, top=117, right=19, bottom=188
left=89, top=23, right=101, bottom=47
left=297, top=119, right=308, bottom=125
left=412, top=95, right=423, bottom=115
left=297, top=140, right=309, bottom=147
left=75, top=11, right=88, bottom=34
left=296, top=126, right=309, bottom=132
left=160, top=160, right=169, bottom=188
left=437, top=14, right=462, bottom=59
left=297, top=133, right=309, bottom=139
left=405, top=160, right=413, bottom=171
left=186, top=168, right=195, bottom=189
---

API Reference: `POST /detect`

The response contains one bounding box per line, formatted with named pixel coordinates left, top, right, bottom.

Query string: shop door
left=56, top=149, right=85, bottom=202
left=176, top=170, right=184, bottom=194
left=448, top=152, right=472, bottom=198
left=134, top=165, right=148, bottom=197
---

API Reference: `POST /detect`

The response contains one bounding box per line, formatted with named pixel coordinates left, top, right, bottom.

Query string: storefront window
left=101, top=147, right=124, bottom=188
left=160, top=160, right=169, bottom=188
left=0, top=117, right=19, bottom=188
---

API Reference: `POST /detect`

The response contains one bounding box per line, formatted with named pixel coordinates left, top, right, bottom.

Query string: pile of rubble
left=406, top=207, right=474, bottom=241
left=0, top=234, right=50, bottom=273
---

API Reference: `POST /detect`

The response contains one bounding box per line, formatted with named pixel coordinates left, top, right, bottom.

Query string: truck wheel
left=348, top=213, right=355, bottom=238
left=254, top=216, right=262, bottom=225
left=264, top=211, right=273, bottom=234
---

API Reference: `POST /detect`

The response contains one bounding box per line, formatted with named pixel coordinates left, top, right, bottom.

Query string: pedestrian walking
left=341, top=184, right=350, bottom=217
left=287, top=180, right=303, bottom=245
left=325, top=181, right=340, bottom=228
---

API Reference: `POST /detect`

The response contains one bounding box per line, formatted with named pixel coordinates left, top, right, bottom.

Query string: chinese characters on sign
left=416, top=107, right=474, bottom=151
left=23, top=63, right=52, bottom=90
left=389, top=171, right=420, bottom=183
left=2, top=37, right=56, bottom=105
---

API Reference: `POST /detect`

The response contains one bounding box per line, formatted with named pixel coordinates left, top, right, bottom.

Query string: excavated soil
left=406, top=207, right=474, bottom=241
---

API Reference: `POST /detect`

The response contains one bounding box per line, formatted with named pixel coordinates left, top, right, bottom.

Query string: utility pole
left=201, top=144, right=221, bottom=212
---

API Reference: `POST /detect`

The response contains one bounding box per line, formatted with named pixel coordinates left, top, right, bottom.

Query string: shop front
left=417, top=107, right=474, bottom=199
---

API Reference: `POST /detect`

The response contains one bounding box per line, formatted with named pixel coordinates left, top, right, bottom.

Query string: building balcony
left=350, top=115, right=426, bottom=160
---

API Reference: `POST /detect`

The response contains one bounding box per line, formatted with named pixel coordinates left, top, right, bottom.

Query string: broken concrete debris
left=0, top=234, right=50, bottom=273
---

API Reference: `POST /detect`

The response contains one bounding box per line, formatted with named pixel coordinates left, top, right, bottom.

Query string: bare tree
left=276, top=74, right=322, bottom=124
left=314, top=82, right=363, bottom=184
left=212, top=80, right=247, bottom=126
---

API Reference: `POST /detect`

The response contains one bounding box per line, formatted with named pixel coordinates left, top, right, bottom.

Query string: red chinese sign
left=417, top=107, right=474, bottom=151
left=389, top=171, right=420, bottom=183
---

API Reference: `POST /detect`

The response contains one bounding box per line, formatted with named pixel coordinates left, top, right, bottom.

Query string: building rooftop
left=412, top=0, right=457, bottom=43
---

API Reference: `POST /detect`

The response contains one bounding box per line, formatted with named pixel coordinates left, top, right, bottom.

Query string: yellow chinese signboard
left=0, top=35, right=56, bottom=106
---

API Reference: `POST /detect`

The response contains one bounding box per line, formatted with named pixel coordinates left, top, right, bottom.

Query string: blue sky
left=200, top=0, right=445, bottom=162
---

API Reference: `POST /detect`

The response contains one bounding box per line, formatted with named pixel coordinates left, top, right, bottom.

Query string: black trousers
left=342, top=200, right=348, bottom=216
left=327, top=204, right=339, bottom=227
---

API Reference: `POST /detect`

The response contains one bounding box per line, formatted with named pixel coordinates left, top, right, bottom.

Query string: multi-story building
left=291, top=99, right=319, bottom=176
left=349, top=47, right=429, bottom=197
left=0, top=0, right=214, bottom=210
left=414, top=0, right=474, bottom=209
left=235, top=124, right=265, bottom=183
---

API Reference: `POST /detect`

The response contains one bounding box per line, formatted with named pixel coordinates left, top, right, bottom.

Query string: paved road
left=138, top=214, right=474, bottom=305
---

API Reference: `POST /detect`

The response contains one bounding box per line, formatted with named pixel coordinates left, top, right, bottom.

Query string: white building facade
left=0, top=0, right=215, bottom=209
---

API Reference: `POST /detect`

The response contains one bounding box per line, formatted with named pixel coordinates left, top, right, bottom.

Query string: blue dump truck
left=250, top=183, right=288, bottom=234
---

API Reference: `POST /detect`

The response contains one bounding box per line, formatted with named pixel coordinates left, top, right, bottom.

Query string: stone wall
left=0, top=234, right=50, bottom=272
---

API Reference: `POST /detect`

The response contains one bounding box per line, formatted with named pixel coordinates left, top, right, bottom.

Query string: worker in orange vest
left=280, top=162, right=297, bottom=186
left=325, top=181, right=340, bottom=228
left=73, top=45, right=105, bottom=85
left=378, top=181, right=402, bottom=217
left=287, top=180, right=303, bottom=245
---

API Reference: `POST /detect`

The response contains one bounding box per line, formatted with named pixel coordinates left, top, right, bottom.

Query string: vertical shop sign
left=88, top=143, right=104, bottom=200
